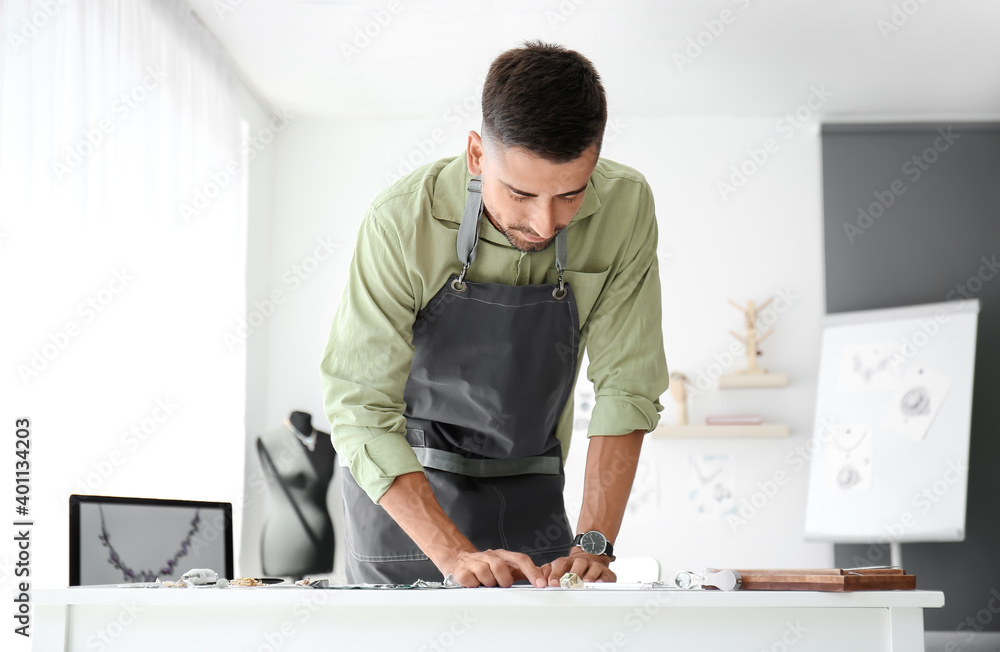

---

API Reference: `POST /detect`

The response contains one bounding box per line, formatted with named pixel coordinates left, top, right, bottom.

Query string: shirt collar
left=431, top=151, right=602, bottom=243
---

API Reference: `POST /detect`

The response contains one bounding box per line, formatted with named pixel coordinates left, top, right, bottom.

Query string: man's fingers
left=472, top=559, right=497, bottom=587
left=487, top=557, right=515, bottom=588
left=539, top=563, right=552, bottom=582
left=582, top=562, right=607, bottom=582
left=452, top=568, right=480, bottom=588
left=548, top=558, right=570, bottom=586
left=570, top=557, right=590, bottom=579
left=496, top=549, right=545, bottom=588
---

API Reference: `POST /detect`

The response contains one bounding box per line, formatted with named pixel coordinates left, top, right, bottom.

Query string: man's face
left=468, top=132, right=598, bottom=253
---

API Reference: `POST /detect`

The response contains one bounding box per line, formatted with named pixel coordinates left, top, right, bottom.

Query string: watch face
left=579, top=531, right=606, bottom=555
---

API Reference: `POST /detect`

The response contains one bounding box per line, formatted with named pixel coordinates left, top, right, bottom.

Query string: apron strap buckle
left=552, top=272, right=566, bottom=300
left=452, top=263, right=470, bottom=292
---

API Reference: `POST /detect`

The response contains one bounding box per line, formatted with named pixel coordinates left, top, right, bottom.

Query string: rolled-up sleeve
left=319, top=204, right=425, bottom=503
left=585, top=180, right=670, bottom=437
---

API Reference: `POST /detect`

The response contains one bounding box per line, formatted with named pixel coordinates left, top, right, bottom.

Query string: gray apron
left=342, top=176, right=580, bottom=584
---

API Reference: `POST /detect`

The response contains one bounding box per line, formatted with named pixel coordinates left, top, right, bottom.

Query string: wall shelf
left=718, top=373, right=788, bottom=388
left=651, top=423, right=790, bottom=439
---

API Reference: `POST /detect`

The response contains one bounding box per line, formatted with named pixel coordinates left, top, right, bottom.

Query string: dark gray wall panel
left=822, top=123, right=1000, bottom=632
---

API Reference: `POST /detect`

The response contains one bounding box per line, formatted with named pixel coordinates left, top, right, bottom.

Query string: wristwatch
left=572, top=530, right=615, bottom=561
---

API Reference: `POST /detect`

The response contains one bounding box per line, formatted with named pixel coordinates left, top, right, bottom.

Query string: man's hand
left=443, top=549, right=548, bottom=588
left=540, top=547, right=616, bottom=586
left=378, top=473, right=548, bottom=588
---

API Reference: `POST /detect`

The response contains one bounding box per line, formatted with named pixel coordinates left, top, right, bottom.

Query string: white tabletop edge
left=33, top=586, right=946, bottom=609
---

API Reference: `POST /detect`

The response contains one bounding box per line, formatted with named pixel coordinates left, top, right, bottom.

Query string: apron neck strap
left=456, top=176, right=484, bottom=273
left=456, top=176, right=568, bottom=283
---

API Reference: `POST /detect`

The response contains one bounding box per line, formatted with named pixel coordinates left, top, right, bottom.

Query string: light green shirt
left=320, top=151, right=670, bottom=503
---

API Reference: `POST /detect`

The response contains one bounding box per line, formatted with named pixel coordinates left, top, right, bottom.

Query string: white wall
left=243, top=109, right=833, bottom=580
left=0, top=2, right=259, bottom=597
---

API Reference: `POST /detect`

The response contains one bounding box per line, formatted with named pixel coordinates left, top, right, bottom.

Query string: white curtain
left=0, top=0, right=243, bottom=227
left=0, top=0, right=248, bottom=588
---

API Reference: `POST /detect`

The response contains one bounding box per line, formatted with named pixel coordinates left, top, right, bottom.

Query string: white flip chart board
left=804, top=299, right=979, bottom=543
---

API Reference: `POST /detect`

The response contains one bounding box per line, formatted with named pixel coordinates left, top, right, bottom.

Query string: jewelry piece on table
left=674, top=569, right=742, bottom=591
left=181, top=568, right=218, bottom=585
left=559, top=572, right=584, bottom=589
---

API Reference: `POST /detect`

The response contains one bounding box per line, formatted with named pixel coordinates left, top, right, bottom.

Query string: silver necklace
left=98, top=504, right=201, bottom=582
left=284, top=418, right=317, bottom=452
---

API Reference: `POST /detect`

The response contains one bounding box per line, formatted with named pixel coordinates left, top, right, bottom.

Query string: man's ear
left=467, top=130, right=485, bottom=176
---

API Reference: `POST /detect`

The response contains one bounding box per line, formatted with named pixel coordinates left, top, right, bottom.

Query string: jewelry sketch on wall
left=686, top=454, right=735, bottom=519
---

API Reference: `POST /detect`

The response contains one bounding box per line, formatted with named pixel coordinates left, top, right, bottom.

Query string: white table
left=33, top=585, right=944, bottom=651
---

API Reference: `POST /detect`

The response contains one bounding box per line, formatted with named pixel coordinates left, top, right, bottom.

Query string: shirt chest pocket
left=545, top=265, right=612, bottom=331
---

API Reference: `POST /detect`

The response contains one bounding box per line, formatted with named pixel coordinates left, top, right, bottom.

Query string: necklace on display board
left=98, top=504, right=202, bottom=582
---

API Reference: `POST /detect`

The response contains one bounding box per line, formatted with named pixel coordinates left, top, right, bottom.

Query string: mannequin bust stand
left=256, top=410, right=336, bottom=579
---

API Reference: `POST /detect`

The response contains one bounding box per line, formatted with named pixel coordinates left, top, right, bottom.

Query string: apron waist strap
left=412, top=447, right=560, bottom=477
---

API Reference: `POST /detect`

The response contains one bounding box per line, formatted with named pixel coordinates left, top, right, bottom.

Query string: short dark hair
left=482, top=41, right=607, bottom=163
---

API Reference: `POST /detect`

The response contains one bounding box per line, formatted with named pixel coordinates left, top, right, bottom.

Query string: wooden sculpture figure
left=669, top=372, right=690, bottom=425
left=727, top=298, right=775, bottom=374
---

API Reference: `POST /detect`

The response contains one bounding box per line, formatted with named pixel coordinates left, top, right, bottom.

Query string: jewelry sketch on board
left=825, top=424, right=873, bottom=492
left=837, top=343, right=902, bottom=391
left=880, top=366, right=953, bottom=442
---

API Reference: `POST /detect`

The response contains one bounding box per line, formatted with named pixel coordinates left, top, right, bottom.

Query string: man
left=320, top=41, right=669, bottom=588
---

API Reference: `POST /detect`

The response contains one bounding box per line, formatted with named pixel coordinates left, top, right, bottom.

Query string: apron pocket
left=340, top=471, right=428, bottom=563
left=545, top=264, right=612, bottom=330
